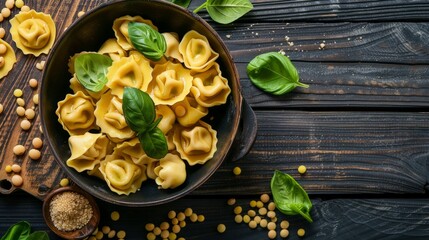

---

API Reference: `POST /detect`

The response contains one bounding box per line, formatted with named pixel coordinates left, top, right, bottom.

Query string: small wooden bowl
left=42, top=186, right=100, bottom=239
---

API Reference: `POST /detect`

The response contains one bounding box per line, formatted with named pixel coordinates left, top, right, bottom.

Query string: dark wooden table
left=1, top=0, right=429, bottom=239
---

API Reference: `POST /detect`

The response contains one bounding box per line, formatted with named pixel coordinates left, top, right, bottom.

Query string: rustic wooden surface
left=1, top=0, right=429, bottom=239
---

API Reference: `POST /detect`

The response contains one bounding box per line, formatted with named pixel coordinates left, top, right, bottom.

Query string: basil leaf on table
left=122, top=87, right=156, bottom=130
left=247, top=52, right=309, bottom=95
left=270, top=170, right=313, bottom=223
left=0, top=221, right=31, bottom=240
left=139, top=127, right=168, bottom=159
left=122, top=87, right=168, bottom=159
left=74, top=53, right=112, bottom=92
left=167, top=0, right=192, bottom=8
left=193, top=0, right=253, bottom=24
left=128, top=22, right=167, bottom=61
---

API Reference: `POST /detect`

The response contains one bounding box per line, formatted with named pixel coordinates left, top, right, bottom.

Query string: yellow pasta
left=173, top=120, right=218, bottom=165
left=69, top=74, right=107, bottom=100
left=10, top=10, right=56, bottom=56
left=98, top=38, right=127, bottom=61
left=172, top=95, right=208, bottom=127
left=179, top=30, right=219, bottom=72
left=162, top=32, right=183, bottom=63
left=155, top=105, right=176, bottom=134
left=113, top=138, right=156, bottom=166
left=154, top=153, right=186, bottom=189
left=67, top=133, right=111, bottom=172
left=56, top=91, right=98, bottom=135
left=0, top=39, right=17, bottom=79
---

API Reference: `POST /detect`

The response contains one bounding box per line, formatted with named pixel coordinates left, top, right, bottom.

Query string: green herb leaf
left=139, top=127, right=168, bottom=159
left=74, top=53, right=112, bottom=92
left=128, top=22, right=167, bottom=61
left=0, top=221, right=31, bottom=240
left=247, top=52, right=309, bottom=95
left=28, top=231, right=50, bottom=240
left=270, top=170, right=313, bottom=222
left=123, top=87, right=156, bottom=131
left=167, top=0, right=192, bottom=8
left=194, top=0, right=253, bottom=24
left=122, top=87, right=168, bottom=159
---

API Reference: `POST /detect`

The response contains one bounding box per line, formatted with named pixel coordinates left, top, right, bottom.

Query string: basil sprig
left=0, top=221, right=50, bottom=240
left=247, top=52, right=309, bottom=95
left=270, top=170, right=313, bottom=223
left=74, top=53, right=112, bottom=92
left=166, top=0, right=192, bottom=8
left=193, top=0, right=253, bottom=24
left=122, top=87, right=168, bottom=159
left=128, top=22, right=167, bottom=61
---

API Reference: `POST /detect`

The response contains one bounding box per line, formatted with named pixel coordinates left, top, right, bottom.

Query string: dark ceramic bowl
left=40, top=0, right=256, bottom=207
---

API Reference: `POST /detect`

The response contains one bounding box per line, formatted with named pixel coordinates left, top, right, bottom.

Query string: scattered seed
left=168, top=210, right=176, bottom=219
left=101, top=226, right=110, bottom=234
left=268, top=229, right=277, bottom=239
left=36, top=60, right=45, bottom=70
left=160, top=221, right=169, bottom=230
left=189, top=213, right=198, bottom=222
left=146, top=232, right=156, bottom=240
left=13, top=145, right=25, bottom=155
left=29, top=78, right=38, bottom=88
left=256, top=201, right=264, bottom=208
left=29, top=149, right=41, bottom=160
left=1, top=8, right=11, bottom=18
left=5, top=165, right=12, bottom=173
left=107, top=230, right=116, bottom=238
left=145, top=223, right=155, bottom=231
left=247, top=209, right=256, bottom=217
left=243, top=215, right=250, bottom=223
left=111, top=211, right=120, bottom=221
left=267, top=202, right=276, bottom=211
left=116, top=230, right=126, bottom=239
left=267, top=210, right=276, bottom=219
left=153, top=227, right=161, bottom=235
left=233, top=206, right=242, bottom=215
left=171, top=224, right=180, bottom=234
left=11, top=174, right=23, bottom=186
left=16, top=98, right=25, bottom=106
left=249, top=200, right=256, bottom=208
left=60, top=178, right=69, bottom=187
left=77, top=11, right=85, bottom=17
left=267, top=221, right=276, bottom=230
left=234, top=215, right=243, bottom=223
left=0, top=103, right=3, bottom=114
left=5, top=0, right=14, bottom=9
left=233, top=166, right=241, bottom=175
left=15, top=0, right=24, bottom=8
left=184, top=207, right=193, bottom=217
left=176, top=212, right=185, bottom=221
left=280, top=229, right=290, bottom=238
left=297, top=228, right=306, bottom=237
left=298, top=165, right=307, bottom=174
left=33, top=94, right=39, bottom=105
left=13, top=89, right=23, bottom=97
left=20, top=119, right=31, bottom=130
left=32, top=137, right=43, bottom=149
left=217, top=224, right=226, bottom=233
left=280, top=220, right=290, bottom=229
left=248, top=220, right=257, bottom=229
left=260, top=193, right=270, bottom=203
left=227, top=198, right=236, bottom=206
left=20, top=5, right=30, bottom=12
left=0, top=28, right=5, bottom=38
left=258, top=207, right=267, bottom=216
left=11, top=164, right=21, bottom=173
left=160, top=230, right=169, bottom=239
left=259, top=219, right=268, bottom=228
left=25, top=108, right=35, bottom=120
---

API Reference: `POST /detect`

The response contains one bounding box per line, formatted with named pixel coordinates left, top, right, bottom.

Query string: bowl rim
left=40, top=0, right=242, bottom=207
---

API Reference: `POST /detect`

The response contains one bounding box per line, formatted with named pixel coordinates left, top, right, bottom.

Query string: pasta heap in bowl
left=55, top=15, right=231, bottom=196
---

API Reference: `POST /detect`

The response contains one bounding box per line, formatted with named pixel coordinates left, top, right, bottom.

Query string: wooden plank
left=1, top=192, right=429, bottom=239
left=194, top=111, right=429, bottom=195
left=190, top=0, right=429, bottom=22
left=237, top=61, right=429, bottom=108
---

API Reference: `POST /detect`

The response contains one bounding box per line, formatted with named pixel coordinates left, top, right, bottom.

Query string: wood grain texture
left=195, top=111, right=429, bottom=195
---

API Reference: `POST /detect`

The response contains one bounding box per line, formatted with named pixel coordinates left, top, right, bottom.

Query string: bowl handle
left=228, top=99, right=257, bottom=161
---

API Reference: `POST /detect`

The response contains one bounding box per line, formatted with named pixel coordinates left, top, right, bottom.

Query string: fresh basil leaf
left=123, top=87, right=156, bottom=131
left=139, top=127, right=168, bottom=159
left=194, top=0, right=253, bottom=24
left=0, top=221, right=31, bottom=240
left=247, top=52, right=309, bottom=95
left=74, top=53, right=112, bottom=92
left=166, top=0, right=192, bottom=8
left=128, top=22, right=166, bottom=61
left=270, top=170, right=313, bottom=222
left=28, top=231, right=50, bottom=240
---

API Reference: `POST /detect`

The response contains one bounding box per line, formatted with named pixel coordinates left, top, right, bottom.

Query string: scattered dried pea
left=94, top=231, right=103, bottom=240
left=179, top=220, right=186, bottom=228
left=111, top=211, right=120, bottom=221
left=29, top=78, right=38, bottom=88
left=160, top=229, right=169, bottom=238
left=153, top=227, right=161, bottom=235
left=247, top=209, right=256, bottom=217
left=297, top=228, right=306, bottom=237
left=5, top=0, right=14, bottom=9
left=258, top=207, right=267, bottom=216
left=280, top=220, right=289, bottom=229
left=32, top=137, right=43, bottom=149
left=248, top=220, right=257, bottom=229
left=267, top=222, right=276, bottom=230
left=0, top=28, right=5, bottom=38
left=145, top=223, right=155, bottom=231
left=16, top=98, right=25, bottom=106
left=1, top=8, right=11, bottom=18
left=160, top=221, right=169, bottom=230
left=267, top=202, right=276, bottom=211
left=11, top=174, right=23, bottom=186
left=77, top=11, right=85, bottom=17
left=25, top=108, right=35, bottom=119
left=146, top=232, right=156, bottom=240
left=233, top=206, right=242, bottom=215
left=33, top=94, right=39, bottom=105
left=249, top=200, right=257, bottom=208
left=171, top=218, right=178, bottom=225
left=243, top=215, right=250, bottom=223
left=13, top=89, right=23, bottom=97
left=0, top=103, right=3, bottom=114
left=107, top=230, right=116, bottom=238
left=184, top=207, right=193, bottom=217
left=234, top=215, right=243, bottom=223
left=13, top=145, right=25, bottom=155
left=168, top=210, right=176, bottom=219
left=11, top=164, right=21, bottom=173
left=15, top=0, right=24, bottom=8
left=259, top=219, right=268, bottom=228
left=101, top=226, right=110, bottom=234
left=171, top=224, right=180, bottom=234
left=21, top=5, right=30, bottom=12
left=267, top=210, right=276, bottom=219
left=177, top=212, right=185, bottom=221
left=268, top=229, right=277, bottom=239
left=227, top=198, right=236, bottom=206
left=5, top=165, right=12, bottom=173
left=280, top=229, right=290, bottom=238
left=233, top=166, right=241, bottom=175
left=20, top=119, right=31, bottom=130
left=36, top=60, right=45, bottom=70
left=217, top=224, right=226, bottom=233
left=59, top=178, right=69, bottom=187
left=197, top=214, right=205, bottom=222
left=256, top=200, right=264, bottom=208
left=298, top=165, right=307, bottom=174
left=189, top=213, right=198, bottom=222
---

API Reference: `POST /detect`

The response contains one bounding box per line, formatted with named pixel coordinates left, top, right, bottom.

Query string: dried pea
left=233, top=206, right=242, bottom=215
left=160, top=221, right=169, bottom=230
left=168, top=210, right=176, bottom=219
left=268, top=229, right=277, bottom=239
left=15, top=0, right=24, bottom=8
left=280, top=229, right=290, bottom=238
left=101, top=226, right=110, bottom=234
left=16, top=98, right=25, bottom=106
left=11, top=174, right=23, bottom=186
left=107, top=230, right=115, bottom=238
left=298, top=165, right=307, bottom=174
left=32, top=137, right=43, bottom=149
left=25, top=108, right=35, bottom=119
left=145, top=223, right=155, bottom=231
left=0, top=28, right=5, bottom=38
left=33, top=94, right=39, bottom=105
left=20, top=119, right=31, bottom=130
left=217, top=224, right=226, bottom=233
left=111, top=211, right=120, bottom=221
left=234, top=215, right=243, bottom=223
left=267, top=222, right=276, bottom=230
left=13, top=145, right=25, bottom=155
left=233, top=166, right=241, bottom=175
left=280, top=220, right=290, bottom=229
left=227, top=198, right=236, bottom=206
left=146, top=232, right=156, bottom=240
left=29, top=78, right=38, bottom=88
left=14, top=89, right=23, bottom=97
left=116, top=230, right=126, bottom=239
left=11, top=164, right=21, bottom=173
left=248, top=220, right=257, bottom=229
left=1, top=8, right=11, bottom=18
left=21, top=5, right=30, bottom=12
left=29, top=149, right=41, bottom=160
left=297, top=228, right=306, bottom=237
left=60, top=178, right=69, bottom=187
left=5, top=0, right=14, bottom=9
left=5, top=165, right=12, bottom=173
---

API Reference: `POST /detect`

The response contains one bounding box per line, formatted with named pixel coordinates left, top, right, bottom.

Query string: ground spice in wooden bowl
left=43, top=186, right=100, bottom=239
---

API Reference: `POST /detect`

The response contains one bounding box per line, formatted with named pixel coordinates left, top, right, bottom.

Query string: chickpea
left=28, top=149, right=41, bottom=160
left=15, top=0, right=24, bottom=9
left=234, top=215, right=243, bottom=223
left=59, top=178, right=69, bottom=187
left=12, top=174, right=23, bottom=186
left=298, top=165, right=307, bottom=174
left=111, top=211, right=120, bottom=221
left=13, top=145, right=25, bottom=155
left=197, top=214, right=205, bottom=222
left=216, top=224, right=226, bottom=233
left=160, top=222, right=169, bottom=230
left=20, top=119, right=31, bottom=130
left=116, top=230, right=126, bottom=239
left=248, top=220, right=257, bottom=229
left=267, top=221, right=276, bottom=230
left=189, top=213, right=198, bottom=222
left=11, top=164, right=21, bottom=173
left=268, top=229, right=277, bottom=239
left=25, top=108, right=35, bottom=120
left=1, top=8, right=11, bottom=18
left=168, top=210, right=176, bottom=219
left=29, top=78, right=38, bottom=88
left=0, top=103, right=3, bottom=114
left=101, top=226, right=110, bottom=234
left=280, top=229, right=290, bottom=238
left=32, top=137, right=43, bottom=149
left=233, top=206, right=242, bottom=215
left=233, top=166, right=241, bottom=175
left=0, top=28, right=5, bottom=38
left=5, top=0, right=14, bottom=9
left=107, top=230, right=115, bottom=238
left=145, top=223, right=155, bottom=231
left=297, top=228, right=306, bottom=237
left=280, top=220, right=290, bottom=229
left=13, top=89, right=23, bottom=97
left=21, top=5, right=30, bottom=12
left=16, top=98, right=25, bottom=106
left=171, top=224, right=180, bottom=234
left=227, top=198, right=236, bottom=206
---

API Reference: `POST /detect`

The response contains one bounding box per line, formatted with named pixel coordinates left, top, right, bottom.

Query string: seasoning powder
left=49, top=191, right=93, bottom=231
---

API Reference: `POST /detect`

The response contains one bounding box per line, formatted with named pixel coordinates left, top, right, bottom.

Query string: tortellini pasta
left=106, top=51, right=153, bottom=98
left=56, top=91, right=97, bottom=135
left=154, top=153, right=186, bottom=189
left=179, top=30, right=219, bottom=72
left=0, top=39, right=16, bottom=79
left=57, top=16, right=230, bottom=195
left=173, top=121, right=217, bottom=165
left=191, top=63, right=231, bottom=107
left=100, top=155, right=147, bottom=195
left=10, top=10, right=56, bottom=56
left=67, top=133, right=111, bottom=172
left=147, top=61, right=193, bottom=105
left=94, top=91, right=135, bottom=142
